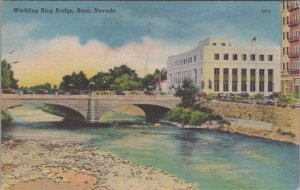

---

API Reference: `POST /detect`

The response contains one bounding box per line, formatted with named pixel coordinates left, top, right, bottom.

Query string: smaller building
left=156, top=80, right=168, bottom=93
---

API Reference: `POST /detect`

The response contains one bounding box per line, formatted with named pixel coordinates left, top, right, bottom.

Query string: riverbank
left=2, top=138, right=194, bottom=190
left=164, top=120, right=299, bottom=144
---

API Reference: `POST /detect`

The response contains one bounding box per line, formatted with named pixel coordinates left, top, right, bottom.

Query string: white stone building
left=167, top=37, right=280, bottom=96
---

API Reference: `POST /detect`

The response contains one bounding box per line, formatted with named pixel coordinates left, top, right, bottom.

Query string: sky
left=1, top=1, right=280, bottom=86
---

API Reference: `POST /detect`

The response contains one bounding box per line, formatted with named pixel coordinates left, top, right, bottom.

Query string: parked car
left=239, top=92, right=250, bottom=98
left=197, top=92, right=207, bottom=98
left=115, top=90, right=126, bottom=95
left=268, top=92, right=281, bottom=99
left=144, top=90, right=156, bottom=95
left=35, top=89, right=49, bottom=94
left=2, top=88, right=17, bottom=94
left=21, top=89, right=34, bottom=94
left=81, top=90, right=92, bottom=95
left=69, top=89, right=81, bottom=95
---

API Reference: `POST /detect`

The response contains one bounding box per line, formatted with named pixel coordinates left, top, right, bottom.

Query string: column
left=264, top=69, right=268, bottom=96
left=229, top=68, right=232, bottom=92
left=247, top=69, right=251, bottom=93
left=255, top=68, right=259, bottom=94
left=237, top=68, right=241, bottom=93
left=220, top=67, right=224, bottom=92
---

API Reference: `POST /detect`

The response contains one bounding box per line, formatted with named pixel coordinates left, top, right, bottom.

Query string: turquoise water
left=3, top=105, right=299, bottom=190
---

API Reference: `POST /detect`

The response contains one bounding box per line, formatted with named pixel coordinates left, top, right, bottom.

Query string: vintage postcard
left=1, top=1, right=299, bottom=190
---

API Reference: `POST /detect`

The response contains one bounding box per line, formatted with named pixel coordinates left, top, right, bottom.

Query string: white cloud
left=10, top=35, right=189, bottom=86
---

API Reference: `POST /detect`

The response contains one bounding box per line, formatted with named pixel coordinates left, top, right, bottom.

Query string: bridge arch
left=3, top=102, right=87, bottom=122
left=97, top=103, right=171, bottom=122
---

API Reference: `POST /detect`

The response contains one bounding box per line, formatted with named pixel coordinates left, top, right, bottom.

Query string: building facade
left=167, top=38, right=280, bottom=96
left=281, top=1, right=299, bottom=95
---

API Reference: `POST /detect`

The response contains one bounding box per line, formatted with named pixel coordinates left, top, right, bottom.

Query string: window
left=233, top=54, right=238, bottom=60
left=283, top=1, right=285, bottom=10
left=259, top=55, right=264, bottom=61
left=241, top=81, right=247, bottom=92
left=214, top=53, right=220, bottom=60
left=241, top=69, right=247, bottom=75
left=214, top=68, right=220, bottom=75
left=283, top=32, right=285, bottom=40
left=268, top=55, right=273, bottom=61
left=242, top=54, right=247, bottom=61
left=232, top=81, right=238, bottom=92
left=287, top=62, right=289, bottom=70
left=268, top=82, right=273, bottom=92
left=232, top=68, right=238, bottom=75
left=259, top=69, right=265, bottom=76
left=194, top=55, right=196, bottom=62
left=224, top=54, right=229, bottom=60
left=287, top=32, right=289, bottom=39
left=287, top=16, right=289, bottom=24
left=259, top=81, right=264, bottom=92
left=250, top=69, right=256, bottom=76
left=222, top=43, right=226, bottom=46
left=223, top=68, right=229, bottom=75
left=283, top=63, right=285, bottom=70
left=213, top=43, right=217, bottom=46
left=214, top=81, right=219, bottom=92
left=283, top=47, right=285, bottom=55
left=223, top=80, right=229, bottom=92
left=287, top=47, right=289, bottom=55
left=250, top=81, right=256, bottom=92
left=283, top=17, right=285, bottom=25
left=268, top=69, right=273, bottom=76
left=251, top=54, right=256, bottom=61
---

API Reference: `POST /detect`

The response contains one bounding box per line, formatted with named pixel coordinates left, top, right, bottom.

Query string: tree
left=89, top=72, right=112, bottom=90
left=1, top=60, right=18, bottom=89
left=251, top=93, right=264, bottom=101
left=142, top=74, right=155, bottom=89
left=109, top=65, right=139, bottom=80
left=30, top=82, right=52, bottom=90
left=59, top=71, right=89, bottom=91
left=109, top=74, right=143, bottom=91
left=175, top=78, right=198, bottom=108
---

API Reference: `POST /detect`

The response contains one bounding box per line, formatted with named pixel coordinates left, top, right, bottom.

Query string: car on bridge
left=115, top=90, right=126, bottom=95
left=69, top=89, right=81, bottom=95
left=2, top=88, right=17, bottom=94
left=20, top=89, right=34, bottom=94
left=35, top=89, right=49, bottom=94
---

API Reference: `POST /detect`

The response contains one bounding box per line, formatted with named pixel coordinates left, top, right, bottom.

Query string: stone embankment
left=198, top=101, right=299, bottom=144
left=2, top=139, right=194, bottom=190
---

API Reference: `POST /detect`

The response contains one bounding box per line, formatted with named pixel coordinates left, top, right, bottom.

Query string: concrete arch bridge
left=1, top=94, right=180, bottom=123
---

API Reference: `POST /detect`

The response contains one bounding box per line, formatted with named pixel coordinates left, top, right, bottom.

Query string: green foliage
left=89, top=72, right=112, bottom=90
left=164, top=106, right=217, bottom=125
left=251, top=93, right=264, bottom=100
left=190, top=111, right=209, bottom=125
left=40, top=105, right=65, bottom=117
left=206, top=93, right=218, bottom=100
left=95, top=90, right=114, bottom=95
left=142, top=68, right=167, bottom=89
left=277, top=94, right=296, bottom=107
left=1, top=60, right=18, bottom=89
left=179, top=108, right=193, bottom=124
left=175, top=78, right=198, bottom=108
left=109, top=74, right=143, bottom=91
left=164, top=106, right=184, bottom=122
left=129, top=90, right=143, bottom=95
left=294, top=92, right=299, bottom=99
left=109, top=65, right=138, bottom=80
left=59, top=71, right=89, bottom=91
left=229, top=94, right=242, bottom=102
left=1, top=109, right=12, bottom=128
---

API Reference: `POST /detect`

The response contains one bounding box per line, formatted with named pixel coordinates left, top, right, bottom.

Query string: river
left=2, top=104, right=299, bottom=190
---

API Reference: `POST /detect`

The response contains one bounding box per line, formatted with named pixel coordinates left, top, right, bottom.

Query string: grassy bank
left=1, top=109, right=12, bottom=128
left=40, top=105, right=65, bottom=117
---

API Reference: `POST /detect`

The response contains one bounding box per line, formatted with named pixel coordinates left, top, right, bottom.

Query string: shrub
left=190, top=111, right=209, bottom=125
left=206, top=93, right=217, bottom=100
left=164, top=106, right=184, bottom=122
left=1, top=109, right=12, bottom=127
left=179, top=108, right=193, bottom=124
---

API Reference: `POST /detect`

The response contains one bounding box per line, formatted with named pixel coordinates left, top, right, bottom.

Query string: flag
left=251, top=36, right=256, bottom=43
